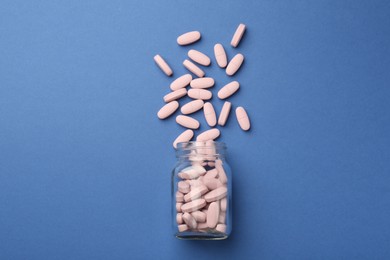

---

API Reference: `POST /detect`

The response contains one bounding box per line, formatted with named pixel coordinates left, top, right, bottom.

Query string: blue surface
left=1, top=0, right=390, bottom=259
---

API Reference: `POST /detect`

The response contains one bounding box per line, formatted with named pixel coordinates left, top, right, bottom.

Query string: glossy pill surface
left=196, top=128, right=220, bottom=141
left=226, top=53, right=244, bottom=76
left=170, top=74, right=192, bottom=91
left=231, top=23, right=246, bottom=48
left=181, top=99, right=204, bottom=115
left=173, top=129, right=194, bottom=148
left=190, top=77, right=214, bottom=89
left=188, top=50, right=211, bottom=66
left=188, top=89, right=212, bottom=100
left=157, top=101, right=179, bottom=119
left=218, top=101, right=232, bottom=126
left=218, top=81, right=240, bottom=99
left=203, top=102, right=217, bottom=127
left=236, top=106, right=251, bottom=131
left=176, top=115, right=200, bottom=129
left=154, top=54, right=173, bottom=76
left=183, top=59, right=205, bottom=78
left=163, top=88, right=187, bottom=102
left=214, top=43, right=227, bottom=68
left=177, top=31, right=201, bottom=45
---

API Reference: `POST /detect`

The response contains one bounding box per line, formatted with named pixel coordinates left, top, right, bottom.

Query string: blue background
left=1, top=0, right=389, bottom=259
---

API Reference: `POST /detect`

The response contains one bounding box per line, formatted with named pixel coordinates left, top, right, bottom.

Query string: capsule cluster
left=176, top=162, right=228, bottom=233
left=155, top=24, right=251, bottom=147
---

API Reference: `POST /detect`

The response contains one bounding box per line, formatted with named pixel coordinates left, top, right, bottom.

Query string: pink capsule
left=153, top=54, right=173, bottom=76
left=218, top=101, right=232, bottom=126
left=236, top=106, right=251, bottom=131
left=226, top=53, right=244, bottom=76
left=188, top=49, right=211, bottom=66
left=196, top=128, right=220, bottom=141
left=218, top=81, right=240, bottom=99
left=206, top=201, right=220, bottom=228
left=157, top=101, right=179, bottom=119
left=181, top=99, right=204, bottom=115
left=177, top=31, right=201, bottom=46
left=188, top=89, right=212, bottom=100
left=176, top=115, right=200, bottom=129
left=173, top=129, right=194, bottom=149
left=170, top=74, right=192, bottom=91
left=183, top=59, right=205, bottom=78
left=190, top=77, right=214, bottom=89
left=231, top=23, right=246, bottom=48
left=214, top=43, right=227, bottom=68
left=163, top=88, right=187, bottom=102
left=203, top=102, right=217, bottom=127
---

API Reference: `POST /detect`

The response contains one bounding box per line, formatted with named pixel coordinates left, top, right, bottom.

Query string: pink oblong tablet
left=178, top=181, right=190, bottom=193
left=231, top=23, right=246, bottom=48
left=163, top=88, right=187, bottom=102
left=188, top=89, right=212, bottom=100
left=203, top=178, right=223, bottom=190
left=173, top=129, right=194, bottom=149
left=181, top=99, right=204, bottom=115
left=191, top=211, right=206, bottom=223
left=236, top=106, right=251, bottom=131
left=218, top=81, right=240, bottom=99
left=157, top=101, right=179, bottom=119
left=206, top=202, right=220, bottom=228
left=203, top=102, right=217, bottom=127
left=182, top=212, right=197, bottom=229
left=218, top=101, right=232, bottom=126
left=183, top=59, right=205, bottom=78
left=216, top=224, right=226, bottom=233
left=181, top=198, right=207, bottom=212
left=176, top=115, right=200, bottom=129
left=226, top=53, right=244, bottom=76
left=170, top=74, right=192, bottom=91
left=177, top=31, right=201, bottom=45
left=178, top=224, right=188, bottom=232
left=153, top=54, right=173, bottom=76
left=184, top=185, right=208, bottom=202
left=177, top=213, right=183, bottom=224
left=214, top=43, right=227, bottom=68
left=220, top=198, right=227, bottom=212
left=178, top=165, right=206, bottom=179
left=190, top=77, right=214, bottom=89
left=204, top=186, right=228, bottom=202
left=204, top=168, right=218, bottom=179
left=188, top=49, right=211, bottom=66
left=196, top=128, right=220, bottom=141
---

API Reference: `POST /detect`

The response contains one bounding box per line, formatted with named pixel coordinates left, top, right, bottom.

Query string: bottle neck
left=176, top=141, right=226, bottom=162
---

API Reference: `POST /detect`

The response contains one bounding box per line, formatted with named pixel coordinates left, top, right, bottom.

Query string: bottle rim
left=175, top=141, right=226, bottom=158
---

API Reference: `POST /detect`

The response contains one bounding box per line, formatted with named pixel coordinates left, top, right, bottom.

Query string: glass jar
left=172, top=141, right=232, bottom=240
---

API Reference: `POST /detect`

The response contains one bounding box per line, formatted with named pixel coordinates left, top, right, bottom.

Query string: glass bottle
left=172, top=141, right=232, bottom=240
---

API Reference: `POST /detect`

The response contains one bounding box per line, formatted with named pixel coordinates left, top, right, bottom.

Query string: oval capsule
left=173, top=129, right=194, bottom=148
left=190, top=77, right=214, bottom=89
left=157, top=101, right=179, bottom=119
left=218, top=81, right=240, bottom=99
left=204, top=186, right=227, bottom=202
left=218, top=101, right=231, bottom=126
left=236, top=106, right=251, bottom=131
left=163, top=88, right=187, bottom=102
left=191, top=211, right=206, bottom=223
left=231, top=23, right=246, bottom=48
left=203, top=102, right=217, bottom=127
left=181, top=99, right=204, bottom=115
left=182, top=212, right=197, bottom=229
left=177, top=31, right=201, bottom=46
left=181, top=198, right=207, bottom=213
left=196, top=128, right=220, bottom=141
left=183, top=59, right=205, bottom=78
left=226, top=53, right=244, bottom=76
left=176, top=115, right=200, bottom=129
left=188, top=89, right=212, bottom=100
left=154, top=54, right=173, bottom=76
left=206, top=202, right=220, bottom=228
left=170, top=74, right=192, bottom=91
left=188, top=49, right=211, bottom=66
left=214, top=43, right=227, bottom=68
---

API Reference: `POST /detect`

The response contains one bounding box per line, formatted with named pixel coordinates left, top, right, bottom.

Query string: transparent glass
left=172, top=141, right=232, bottom=240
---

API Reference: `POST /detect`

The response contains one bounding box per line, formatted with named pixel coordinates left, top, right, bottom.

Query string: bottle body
left=172, top=141, right=232, bottom=240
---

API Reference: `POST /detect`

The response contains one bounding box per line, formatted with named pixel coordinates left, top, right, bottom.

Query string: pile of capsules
left=175, top=161, right=228, bottom=233
left=155, top=23, right=251, bottom=148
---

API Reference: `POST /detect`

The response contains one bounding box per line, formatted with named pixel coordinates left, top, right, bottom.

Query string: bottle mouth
left=176, top=141, right=226, bottom=159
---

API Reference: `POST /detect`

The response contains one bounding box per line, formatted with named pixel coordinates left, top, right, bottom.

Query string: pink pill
left=191, top=211, right=207, bottom=222
left=204, top=186, right=228, bottom=202
left=176, top=203, right=183, bottom=212
left=218, top=81, right=240, bottom=99
left=181, top=99, right=204, bottom=115
left=205, top=140, right=217, bottom=159
left=206, top=202, right=220, bottom=228
left=176, top=191, right=184, bottom=203
left=157, top=101, right=179, bottom=119
left=214, top=43, right=227, bottom=68
left=204, top=168, right=218, bottom=179
left=181, top=199, right=207, bottom=212
left=218, top=211, right=226, bottom=224
left=177, top=213, right=183, bottom=224
left=203, top=102, right=217, bottom=127
left=184, top=185, right=208, bottom=202
left=178, top=165, right=206, bottom=179
left=178, top=224, right=189, bottom=232
left=218, top=101, right=232, bottom=126
left=170, top=74, right=192, bottom=91
left=231, top=23, right=246, bottom=48
left=188, top=89, right=212, bottom=100
left=176, top=115, right=200, bottom=129
left=188, top=49, right=211, bottom=66
left=203, top=178, right=223, bottom=190
left=183, top=59, right=205, bottom=78
left=226, top=53, right=244, bottom=76
left=220, top=197, right=227, bottom=211
left=153, top=54, right=173, bottom=76
left=182, top=212, right=197, bottom=229
left=177, top=31, right=201, bottom=46
left=196, top=128, right=220, bottom=141
left=188, top=179, right=203, bottom=188
left=190, top=77, right=215, bottom=89
left=163, top=88, right=187, bottom=103
left=178, top=181, right=190, bottom=194
left=173, top=129, right=194, bottom=149
left=236, top=106, right=251, bottom=131
left=216, top=224, right=226, bottom=233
